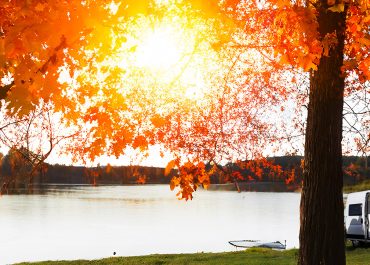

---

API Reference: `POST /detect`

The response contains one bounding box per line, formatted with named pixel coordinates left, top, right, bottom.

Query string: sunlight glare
left=112, top=14, right=223, bottom=103
left=135, top=27, right=183, bottom=69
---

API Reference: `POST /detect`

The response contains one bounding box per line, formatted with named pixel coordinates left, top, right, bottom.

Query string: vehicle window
left=349, top=203, right=362, bottom=216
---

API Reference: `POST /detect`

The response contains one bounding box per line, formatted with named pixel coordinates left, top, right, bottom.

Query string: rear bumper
left=346, top=234, right=366, bottom=240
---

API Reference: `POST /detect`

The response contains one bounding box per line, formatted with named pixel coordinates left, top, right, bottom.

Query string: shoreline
left=14, top=246, right=370, bottom=265
left=207, top=182, right=300, bottom=192
left=2, top=180, right=369, bottom=195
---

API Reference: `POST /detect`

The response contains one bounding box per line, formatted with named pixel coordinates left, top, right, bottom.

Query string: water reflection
left=0, top=185, right=300, bottom=264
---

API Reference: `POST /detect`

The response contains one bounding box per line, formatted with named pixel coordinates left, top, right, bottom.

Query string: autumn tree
left=1, top=1, right=370, bottom=265
left=168, top=1, right=368, bottom=264
left=187, top=1, right=368, bottom=264
left=0, top=101, right=79, bottom=191
left=1, top=146, right=33, bottom=192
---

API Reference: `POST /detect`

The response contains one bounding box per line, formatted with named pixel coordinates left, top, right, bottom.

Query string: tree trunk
left=299, top=4, right=347, bottom=265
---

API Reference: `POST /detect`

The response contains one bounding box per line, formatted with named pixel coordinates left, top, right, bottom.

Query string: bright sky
left=48, top=145, right=174, bottom=167
left=0, top=0, right=367, bottom=169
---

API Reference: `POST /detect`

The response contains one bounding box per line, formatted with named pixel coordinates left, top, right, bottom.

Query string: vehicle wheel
left=352, top=240, right=360, bottom=247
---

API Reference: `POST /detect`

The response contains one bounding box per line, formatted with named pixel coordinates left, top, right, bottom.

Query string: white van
left=344, top=190, right=370, bottom=246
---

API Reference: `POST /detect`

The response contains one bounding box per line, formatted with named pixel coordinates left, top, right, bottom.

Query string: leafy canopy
left=0, top=0, right=369, bottom=199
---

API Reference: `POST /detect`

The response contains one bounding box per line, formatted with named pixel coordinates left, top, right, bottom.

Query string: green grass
left=344, top=179, right=370, bottom=193
left=14, top=246, right=370, bottom=265
left=346, top=244, right=370, bottom=265
left=15, top=249, right=298, bottom=265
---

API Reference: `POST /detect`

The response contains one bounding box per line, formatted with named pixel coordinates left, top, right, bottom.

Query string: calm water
left=0, top=185, right=300, bottom=264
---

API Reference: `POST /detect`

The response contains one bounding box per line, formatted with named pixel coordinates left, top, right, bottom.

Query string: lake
left=0, top=185, right=300, bottom=264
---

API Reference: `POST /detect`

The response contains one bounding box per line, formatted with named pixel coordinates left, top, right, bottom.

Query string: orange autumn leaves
left=1, top=0, right=369, bottom=115
left=0, top=0, right=369, bottom=199
left=0, top=0, right=114, bottom=114
left=168, top=160, right=210, bottom=200
left=345, top=3, right=370, bottom=81
left=272, top=5, right=321, bottom=71
left=228, top=0, right=369, bottom=74
left=166, top=158, right=301, bottom=200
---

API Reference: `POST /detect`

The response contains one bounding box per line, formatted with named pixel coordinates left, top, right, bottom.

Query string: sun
left=111, top=13, right=223, bottom=102
left=135, top=26, right=184, bottom=70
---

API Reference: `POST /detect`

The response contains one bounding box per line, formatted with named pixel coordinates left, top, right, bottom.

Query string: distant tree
left=0, top=101, right=79, bottom=191
left=1, top=147, right=34, bottom=192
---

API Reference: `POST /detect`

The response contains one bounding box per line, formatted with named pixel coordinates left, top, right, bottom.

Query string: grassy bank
left=15, top=247, right=370, bottom=265
left=344, top=180, right=370, bottom=194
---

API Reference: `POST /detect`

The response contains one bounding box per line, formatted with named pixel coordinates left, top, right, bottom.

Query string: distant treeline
left=0, top=152, right=369, bottom=192
left=21, top=156, right=370, bottom=186
left=210, top=156, right=369, bottom=191
left=41, top=164, right=176, bottom=185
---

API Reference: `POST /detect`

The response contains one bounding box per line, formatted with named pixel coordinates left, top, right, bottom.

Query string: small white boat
left=228, top=240, right=286, bottom=250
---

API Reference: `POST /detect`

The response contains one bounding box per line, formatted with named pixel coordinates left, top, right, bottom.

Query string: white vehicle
left=344, top=190, right=370, bottom=246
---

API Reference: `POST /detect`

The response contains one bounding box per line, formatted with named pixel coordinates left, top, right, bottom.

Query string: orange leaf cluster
left=136, top=175, right=147, bottom=184
left=0, top=0, right=117, bottom=115
left=170, top=161, right=210, bottom=200
left=344, top=4, right=370, bottom=81
left=273, top=6, right=321, bottom=71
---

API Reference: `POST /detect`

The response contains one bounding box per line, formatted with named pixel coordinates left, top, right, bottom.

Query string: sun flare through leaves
left=135, top=26, right=184, bottom=69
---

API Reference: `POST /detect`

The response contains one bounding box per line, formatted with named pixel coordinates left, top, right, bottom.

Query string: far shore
left=207, top=182, right=299, bottom=192
left=3, top=179, right=370, bottom=195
